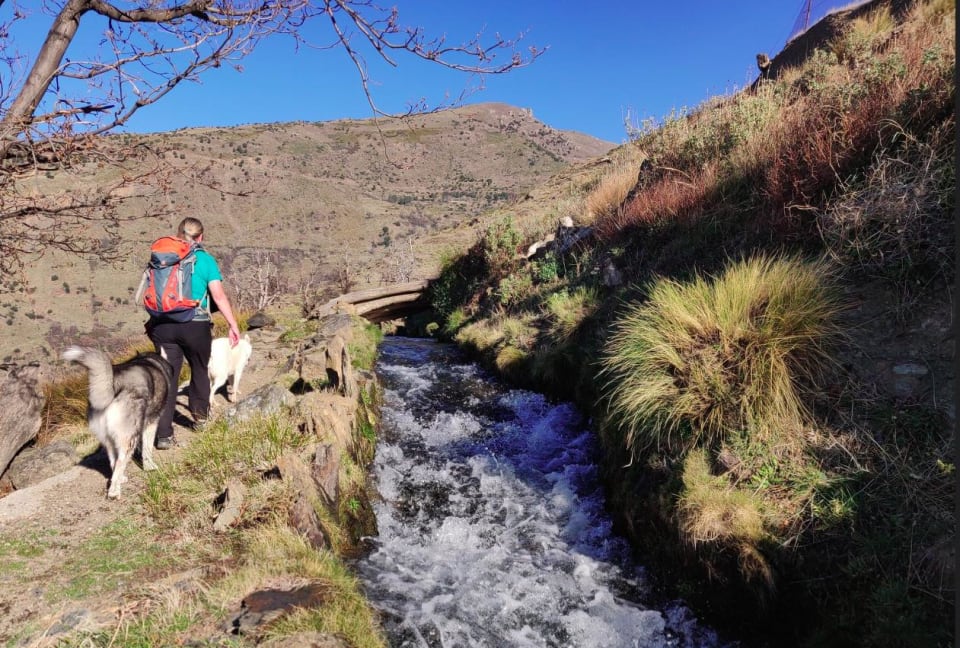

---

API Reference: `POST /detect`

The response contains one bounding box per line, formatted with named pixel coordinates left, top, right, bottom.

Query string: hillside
left=0, top=102, right=612, bottom=365
left=416, top=0, right=955, bottom=645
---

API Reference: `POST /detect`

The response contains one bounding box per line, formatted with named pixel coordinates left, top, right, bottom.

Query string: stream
left=356, top=337, right=734, bottom=648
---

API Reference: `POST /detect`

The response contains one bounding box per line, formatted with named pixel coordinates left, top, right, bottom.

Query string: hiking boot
left=156, top=435, right=177, bottom=450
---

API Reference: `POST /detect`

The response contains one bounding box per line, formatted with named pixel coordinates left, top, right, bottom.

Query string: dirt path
left=0, top=326, right=290, bottom=645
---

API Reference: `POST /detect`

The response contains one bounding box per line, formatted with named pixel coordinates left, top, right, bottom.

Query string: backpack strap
left=133, top=267, right=149, bottom=307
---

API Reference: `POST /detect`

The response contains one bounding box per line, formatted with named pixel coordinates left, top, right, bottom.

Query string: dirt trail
left=0, top=326, right=290, bottom=645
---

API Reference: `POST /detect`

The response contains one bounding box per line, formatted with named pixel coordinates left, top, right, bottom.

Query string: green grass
left=143, top=412, right=310, bottom=525
left=677, top=450, right=769, bottom=573
left=57, top=518, right=168, bottom=601
left=348, top=320, right=384, bottom=371
left=279, top=318, right=319, bottom=343
left=544, top=286, right=599, bottom=342
left=0, top=530, right=53, bottom=562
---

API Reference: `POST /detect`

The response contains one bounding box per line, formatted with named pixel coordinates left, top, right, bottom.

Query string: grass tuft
left=602, top=254, right=842, bottom=453
left=677, top=449, right=767, bottom=547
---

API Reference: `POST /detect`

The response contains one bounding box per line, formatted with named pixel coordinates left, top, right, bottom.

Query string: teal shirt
left=191, top=248, right=222, bottom=315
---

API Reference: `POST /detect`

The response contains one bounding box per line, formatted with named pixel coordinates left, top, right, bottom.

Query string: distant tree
left=0, top=1, right=542, bottom=288
left=231, top=249, right=287, bottom=312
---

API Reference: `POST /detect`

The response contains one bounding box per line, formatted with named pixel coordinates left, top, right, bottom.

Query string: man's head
left=177, top=217, right=204, bottom=242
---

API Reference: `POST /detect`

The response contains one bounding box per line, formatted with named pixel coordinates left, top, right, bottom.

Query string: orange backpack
left=138, top=237, right=201, bottom=322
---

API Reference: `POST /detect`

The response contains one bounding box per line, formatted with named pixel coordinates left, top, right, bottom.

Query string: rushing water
left=358, top=337, right=733, bottom=648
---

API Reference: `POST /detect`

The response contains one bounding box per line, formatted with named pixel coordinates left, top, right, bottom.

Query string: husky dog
left=208, top=334, right=252, bottom=405
left=62, top=346, right=173, bottom=499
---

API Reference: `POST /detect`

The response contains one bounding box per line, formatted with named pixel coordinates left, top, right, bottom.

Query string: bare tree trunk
left=0, top=364, right=44, bottom=479
left=0, top=0, right=85, bottom=159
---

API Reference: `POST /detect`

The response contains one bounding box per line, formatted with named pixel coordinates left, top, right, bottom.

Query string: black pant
left=147, top=319, right=212, bottom=438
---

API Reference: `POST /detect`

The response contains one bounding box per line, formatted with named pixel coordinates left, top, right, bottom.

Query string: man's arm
left=208, top=280, right=241, bottom=346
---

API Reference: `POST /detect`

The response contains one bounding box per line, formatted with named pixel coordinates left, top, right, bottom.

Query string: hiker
left=144, top=217, right=241, bottom=448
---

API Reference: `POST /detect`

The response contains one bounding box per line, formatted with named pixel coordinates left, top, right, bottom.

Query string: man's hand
left=229, top=327, right=240, bottom=347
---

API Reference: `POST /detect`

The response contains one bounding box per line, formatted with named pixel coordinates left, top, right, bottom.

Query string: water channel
left=356, top=337, right=735, bottom=648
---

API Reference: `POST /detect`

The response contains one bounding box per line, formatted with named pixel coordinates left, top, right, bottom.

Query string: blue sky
left=47, top=2, right=837, bottom=145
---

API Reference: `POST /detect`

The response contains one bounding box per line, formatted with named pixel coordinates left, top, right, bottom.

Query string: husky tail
left=62, top=346, right=116, bottom=411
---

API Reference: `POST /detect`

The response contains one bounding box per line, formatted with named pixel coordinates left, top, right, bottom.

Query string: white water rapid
left=358, top=337, right=734, bottom=648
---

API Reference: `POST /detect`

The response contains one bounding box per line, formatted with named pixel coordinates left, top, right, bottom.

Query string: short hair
left=177, top=217, right=204, bottom=241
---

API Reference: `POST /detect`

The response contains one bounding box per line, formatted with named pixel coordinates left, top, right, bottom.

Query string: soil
left=0, top=324, right=293, bottom=646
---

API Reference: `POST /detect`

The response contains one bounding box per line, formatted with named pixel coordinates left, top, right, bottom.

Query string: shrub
left=428, top=247, right=485, bottom=321
left=495, top=345, right=528, bottom=378
left=480, top=216, right=522, bottom=276
left=532, top=254, right=559, bottom=283
left=39, top=374, right=90, bottom=441
left=442, top=307, right=468, bottom=337
left=816, top=121, right=955, bottom=287
left=495, top=272, right=533, bottom=307
left=544, top=286, right=599, bottom=342
left=601, top=254, right=842, bottom=454
left=598, top=164, right=719, bottom=239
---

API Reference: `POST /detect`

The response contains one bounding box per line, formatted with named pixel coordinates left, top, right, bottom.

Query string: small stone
left=892, top=363, right=928, bottom=376
left=246, top=311, right=276, bottom=330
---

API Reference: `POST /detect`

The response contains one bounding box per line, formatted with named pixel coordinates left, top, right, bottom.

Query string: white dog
left=208, top=334, right=253, bottom=405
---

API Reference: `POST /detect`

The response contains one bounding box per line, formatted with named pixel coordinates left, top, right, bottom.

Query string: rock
left=296, top=392, right=357, bottom=453
left=317, top=313, right=356, bottom=342
left=312, top=443, right=340, bottom=507
left=298, top=342, right=329, bottom=385
left=225, top=583, right=331, bottom=636
left=602, top=258, right=624, bottom=287
left=245, top=311, right=276, bottom=330
left=213, top=479, right=246, bottom=532
left=276, top=452, right=329, bottom=548
left=3, top=440, right=78, bottom=489
left=890, top=362, right=931, bottom=399
left=289, top=492, right=327, bottom=549
left=325, top=335, right=356, bottom=398
left=47, top=608, right=94, bottom=635
left=0, top=363, right=44, bottom=479
left=524, top=233, right=556, bottom=260
left=559, top=215, right=574, bottom=228
left=258, top=632, right=350, bottom=648
left=554, top=224, right=593, bottom=254
left=892, top=363, right=929, bottom=376
left=224, top=383, right=293, bottom=423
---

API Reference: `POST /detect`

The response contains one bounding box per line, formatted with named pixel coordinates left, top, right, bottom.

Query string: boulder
left=317, top=313, right=356, bottom=342
left=245, top=311, right=277, bottom=330
left=276, top=452, right=329, bottom=549
left=296, top=392, right=357, bottom=452
left=259, top=632, right=350, bottom=648
left=3, top=440, right=77, bottom=489
left=325, top=335, right=356, bottom=398
left=287, top=336, right=337, bottom=392
left=0, top=363, right=44, bottom=479
left=224, top=383, right=293, bottom=423
left=225, top=583, right=331, bottom=636
left=312, top=443, right=340, bottom=507
left=288, top=492, right=327, bottom=550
